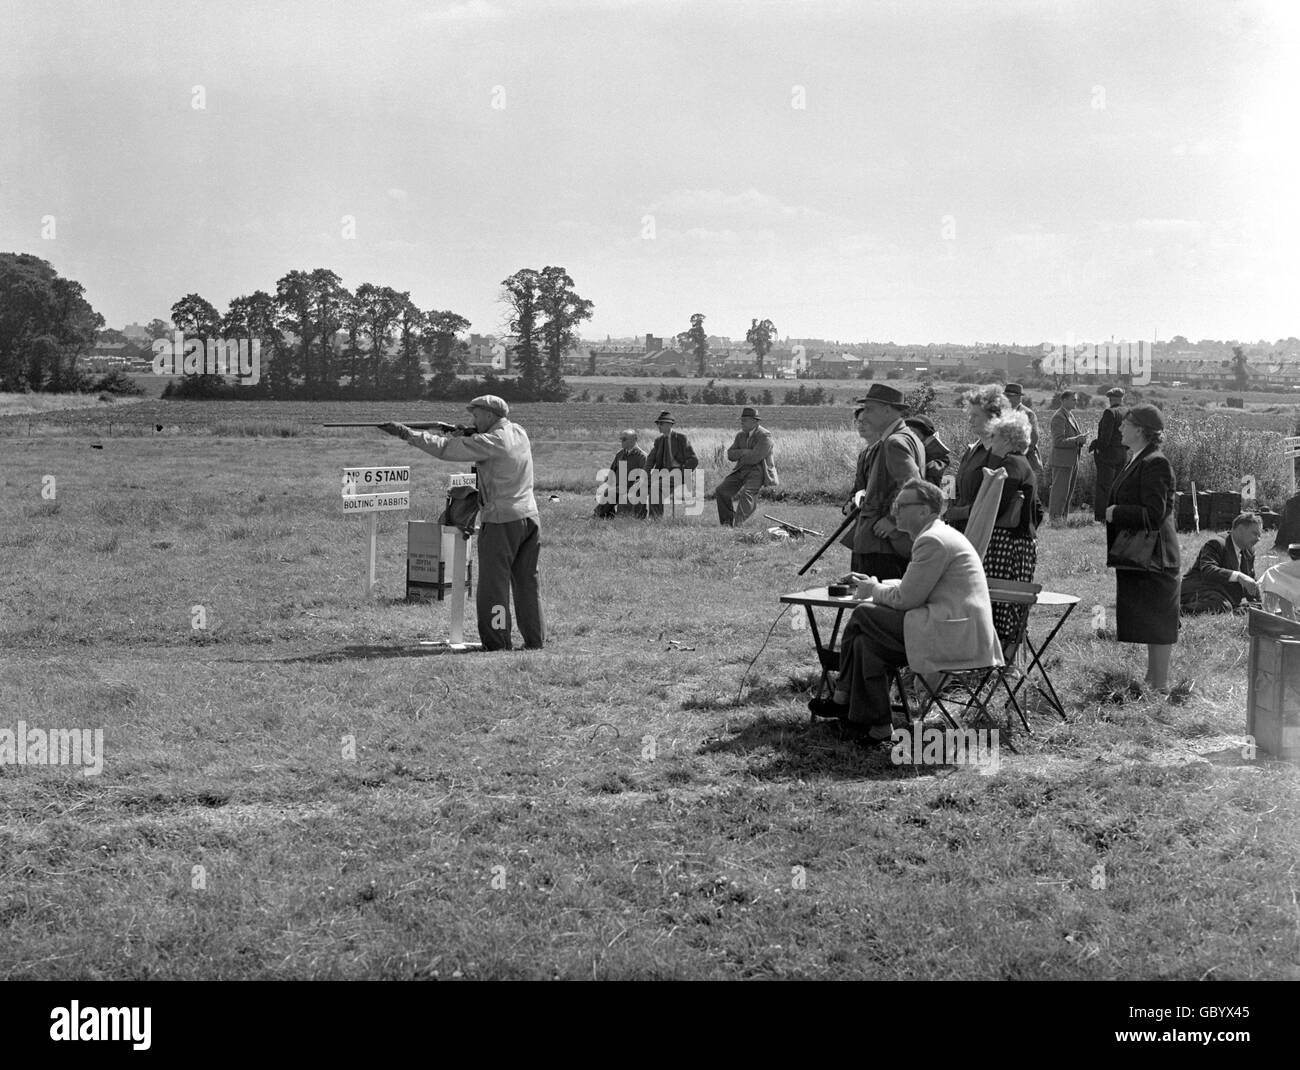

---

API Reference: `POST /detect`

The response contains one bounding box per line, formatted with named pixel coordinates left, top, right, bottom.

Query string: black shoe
left=809, top=697, right=849, bottom=720
left=842, top=720, right=894, bottom=745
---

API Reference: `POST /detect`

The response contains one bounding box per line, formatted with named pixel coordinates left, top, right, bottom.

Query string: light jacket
left=1050, top=407, right=1087, bottom=467
left=407, top=417, right=538, bottom=524
left=871, top=517, right=1003, bottom=674
left=725, top=425, right=779, bottom=487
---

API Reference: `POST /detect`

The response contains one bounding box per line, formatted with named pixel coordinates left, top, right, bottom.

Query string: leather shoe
left=842, top=720, right=894, bottom=745
left=809, top=697, right=849, bottom=720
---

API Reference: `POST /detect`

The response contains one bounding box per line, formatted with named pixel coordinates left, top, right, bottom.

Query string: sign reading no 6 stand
left=341, top=466, right=411, bottom=513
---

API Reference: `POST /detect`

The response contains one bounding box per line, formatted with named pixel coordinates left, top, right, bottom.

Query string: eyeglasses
left=891, top=497, right=928, bottom=513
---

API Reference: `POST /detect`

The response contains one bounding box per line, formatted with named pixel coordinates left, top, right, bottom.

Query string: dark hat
left=1106, top=387, right=1126, bottom=398
left=1125, top=402, right=1163, bottom=432
left=904, top=414, right=935, bottom=435
left=1004, top=382, right=1023, bottom=396
left=740, top=407, right=759, bottom=419
left=854, top=383, right=908, bottom=409
left=654, top=411, right=675, bottom=425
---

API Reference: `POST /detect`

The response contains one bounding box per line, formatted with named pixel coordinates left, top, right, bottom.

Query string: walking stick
left=798, top=506, right=859, bottom=576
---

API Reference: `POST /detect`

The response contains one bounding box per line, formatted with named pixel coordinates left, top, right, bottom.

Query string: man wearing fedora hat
left=841, top=384, right=925, bottom=579
left=644, top=411, right=699, bottom=519
left=716, top=407, right=778, bottom=526
left=1089, top=387, right=1129, bottom=522
left=1048, top=390, right=1088, bottom=523
left=381, top=395, right=544, bottom=651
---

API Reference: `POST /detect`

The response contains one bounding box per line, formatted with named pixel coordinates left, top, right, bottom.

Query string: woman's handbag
left=1108, top=509, right=1175, bottom=571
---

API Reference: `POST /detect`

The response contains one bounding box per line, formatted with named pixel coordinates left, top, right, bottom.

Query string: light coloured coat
left=871, top=517, right=1003, bottom=674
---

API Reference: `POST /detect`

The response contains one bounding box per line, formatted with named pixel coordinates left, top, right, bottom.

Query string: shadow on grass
left=696, top=711, right=933, bottom=783
left=235, top=643, right=484, bottom=664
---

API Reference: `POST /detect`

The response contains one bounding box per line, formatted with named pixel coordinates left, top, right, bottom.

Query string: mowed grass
left=1, top=430, right=1298, bottom=980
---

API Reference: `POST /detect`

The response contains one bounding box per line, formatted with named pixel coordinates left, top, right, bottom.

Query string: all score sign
left=341, top=466, right=411, bottom=513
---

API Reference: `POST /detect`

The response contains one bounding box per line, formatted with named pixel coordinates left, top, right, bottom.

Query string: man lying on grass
left=810, top=477, right=1002, bottom=743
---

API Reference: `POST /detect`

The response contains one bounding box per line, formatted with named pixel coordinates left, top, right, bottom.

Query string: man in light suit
left=1048, top=390, right=1088, bottom=523
left=810, top=477, right=1002, bottom=742
left=1180, top=512, right=1262, bottom=614
left=715, top=406, right=778, bottom=526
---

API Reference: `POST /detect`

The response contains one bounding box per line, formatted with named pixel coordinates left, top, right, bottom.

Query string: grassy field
left=1, top=413, right=1298, bottom=980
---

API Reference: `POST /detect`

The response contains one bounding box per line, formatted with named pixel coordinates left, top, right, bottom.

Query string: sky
left=1, top=0, right=1297, bottom=346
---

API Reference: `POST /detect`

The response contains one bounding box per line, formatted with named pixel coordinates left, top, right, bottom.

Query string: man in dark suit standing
left=1180, top=512, right=1263, bottom=614
left=840, top=384, right=924, bottom=579
left=1048, top=390, right=1088, bottom=523
left=1089, top=387, right=1129, bottom=521
left=644, top=411, right=699, bottom=519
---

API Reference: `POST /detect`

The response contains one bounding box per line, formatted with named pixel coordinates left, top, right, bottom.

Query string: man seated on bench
left=809, top=477, right=1003, bottom=743
left=1180, top=512, right=1262, bottom=615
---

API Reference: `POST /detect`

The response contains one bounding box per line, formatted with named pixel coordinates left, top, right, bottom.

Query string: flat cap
left=467, top=394, right=509, bottom=418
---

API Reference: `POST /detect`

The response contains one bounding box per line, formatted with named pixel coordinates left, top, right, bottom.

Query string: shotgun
left=798, top=506, right=858, bottom=576
left=323, top=421, right=476, bottom=436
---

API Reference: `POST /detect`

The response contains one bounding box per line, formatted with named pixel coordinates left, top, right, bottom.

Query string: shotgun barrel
left=797, top=507, right=858, bottom=576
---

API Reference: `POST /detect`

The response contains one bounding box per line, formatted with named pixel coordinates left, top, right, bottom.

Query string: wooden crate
left=1246, top=608, right=1300, bottom=760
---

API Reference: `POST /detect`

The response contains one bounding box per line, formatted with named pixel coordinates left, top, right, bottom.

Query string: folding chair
left=910, top=662, right=1029, bottom=733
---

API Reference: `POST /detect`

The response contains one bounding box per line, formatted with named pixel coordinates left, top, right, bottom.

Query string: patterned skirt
left=985, top=528, right=1037, bottom=644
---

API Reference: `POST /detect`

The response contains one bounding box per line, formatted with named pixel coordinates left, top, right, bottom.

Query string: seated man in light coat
left=715, top=406, right=778, bottom=526
left=810, top=477, right=1002, bottom=742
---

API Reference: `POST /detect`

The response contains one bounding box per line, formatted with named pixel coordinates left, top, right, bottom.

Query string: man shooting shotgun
left=373, top=395, right=544, bottom=652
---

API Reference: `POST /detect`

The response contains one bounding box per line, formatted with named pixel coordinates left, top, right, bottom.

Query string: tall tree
left=1228, top=345, right=1249, bottom=391
left=309, top=268, right=347, bottom=389
left=145, top=318, right=172, bottom=341
left=0, top=254, right=101, bottom=391
left=424, top=310, right=471, bottom=396
left=395, top=295, right=424, bottom=397
left=275, top=270, right=316, bottom=385
left=170, top=293, right=222, bottom=394
left=339, top=289, right=365, bottom=394
left=354, top=283, right=404, bottom=395
left=500, top=268, right=543, bottom=396
left=222, top=290, right=279, bottom=389
left=746, top=317, right=777, bottom=378
left=678, top=312, right=709, bottom=377
left=537, top=265, right=592, bottom=400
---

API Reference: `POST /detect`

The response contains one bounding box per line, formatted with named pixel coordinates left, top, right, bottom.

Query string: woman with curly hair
left=944, top=384, right=1010, bottom=533
left=982, top=408, right=1040, bottom=649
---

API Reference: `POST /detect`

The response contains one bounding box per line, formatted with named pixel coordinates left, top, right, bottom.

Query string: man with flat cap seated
left=1089, top=387, right=1129, bottom=521
left=1180, top=512, right=1262, bottom=615
left=810, top=477, right=1002, bottom=743
left=595, top=429, right=648, bottom=519
left=716, top=406, right=778, bottom=526
left=644, top=410, right=699, bottom=519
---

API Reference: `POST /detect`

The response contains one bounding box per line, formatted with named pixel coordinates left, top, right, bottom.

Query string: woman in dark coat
left=1104, top=403, right=1181, bottom=691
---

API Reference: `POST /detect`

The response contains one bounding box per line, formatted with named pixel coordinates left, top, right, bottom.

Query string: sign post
left=341, top=465, right=411, bottom=596
left=1282, top=436, right=1300, bottom=498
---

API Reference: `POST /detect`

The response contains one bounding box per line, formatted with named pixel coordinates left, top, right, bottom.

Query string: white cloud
left=1133, top=218, right=1205, bottom=234
left=650, top=188, right=832, bottom=224
left=387, top=188, right=409, bottom=203
left=421, top=0, right=505, bottom=22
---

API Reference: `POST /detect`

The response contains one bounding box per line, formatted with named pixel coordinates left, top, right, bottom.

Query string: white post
left=365, top=511, right=378, bottom=596
left=1190, top=480, right=1199, bottom=533
left=448, top=530, right=467, bottom=645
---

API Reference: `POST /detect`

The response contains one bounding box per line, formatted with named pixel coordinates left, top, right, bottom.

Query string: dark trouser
left=715, top=468, right=764, bottom=526
left=647, top=469, right=679, bottom=519
left=837, top=602, right=909, bottom=726
left=594, top=502, right=646, bottom=519
left=477, top=518, right=544, bottom=650
left=850, top=552, right=907, bottom=581
left=1094, top=461, right=1120, bottom=522
left=1048, top=463, right=1077, bottom=522
left=1180, top=587, right=1237, bottom=615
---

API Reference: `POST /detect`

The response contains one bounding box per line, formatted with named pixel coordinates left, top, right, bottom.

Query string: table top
left=781, top=586, right=870, bottom=607
left=781, top=586, right=1079, bottom=608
